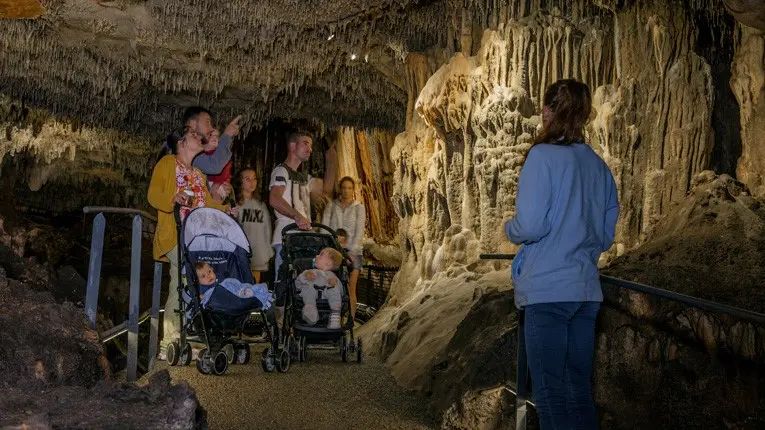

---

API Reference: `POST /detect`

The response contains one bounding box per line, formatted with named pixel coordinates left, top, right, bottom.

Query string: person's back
left=509, top=142, right=617, bottom=307
left=505, top=78, right=618, bottom=430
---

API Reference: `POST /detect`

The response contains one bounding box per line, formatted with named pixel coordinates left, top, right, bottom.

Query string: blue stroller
left=165, top=206, right=274, bottom=375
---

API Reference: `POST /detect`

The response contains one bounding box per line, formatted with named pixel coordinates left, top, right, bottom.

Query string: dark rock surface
left=0, top=263, right=207, bottom=429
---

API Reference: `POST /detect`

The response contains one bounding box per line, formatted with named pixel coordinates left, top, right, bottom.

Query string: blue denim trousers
left=524, top=301, right=600, bottom=430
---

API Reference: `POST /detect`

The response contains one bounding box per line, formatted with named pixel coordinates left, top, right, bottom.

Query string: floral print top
left=175, top=158, right=207, bottom=220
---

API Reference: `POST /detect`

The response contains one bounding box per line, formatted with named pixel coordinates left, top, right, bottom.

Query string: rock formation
left=3, top=0, right=765, bottom=428
left=0, top=260, right=207, bottom=429
left=360, top=0, right=765, bottom=428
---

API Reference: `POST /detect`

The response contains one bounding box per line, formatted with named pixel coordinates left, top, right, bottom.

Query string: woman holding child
left=322, top=176, right=365, bottom=318
left=148, top=125, right=235, bottom=351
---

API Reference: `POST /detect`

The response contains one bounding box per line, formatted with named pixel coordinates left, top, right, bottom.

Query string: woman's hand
left=229, top=206, right=239, bottom=217
left=212, top=183, right=232, bottom=200
left=173, top=191, right=191, bottom=206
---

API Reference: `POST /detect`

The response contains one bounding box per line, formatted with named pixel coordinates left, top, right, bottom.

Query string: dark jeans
left=524, top=301, right=600, bottom=430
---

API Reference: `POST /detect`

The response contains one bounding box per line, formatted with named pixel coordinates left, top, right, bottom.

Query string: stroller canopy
left=183, top=207, right=250, bottom=253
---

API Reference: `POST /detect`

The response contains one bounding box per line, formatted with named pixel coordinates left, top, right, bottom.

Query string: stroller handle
left=173, top=203, right=182, bottom=228
left=282, top=222, right=337, bottom=237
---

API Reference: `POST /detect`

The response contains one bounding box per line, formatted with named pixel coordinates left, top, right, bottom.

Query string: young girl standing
left=235, top=168, right=274, bottom=282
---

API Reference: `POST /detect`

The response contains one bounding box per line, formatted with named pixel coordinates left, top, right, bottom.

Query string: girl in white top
left=235, top=168, right=274, bottom=283
left=322, top=176, right=365, bottom=317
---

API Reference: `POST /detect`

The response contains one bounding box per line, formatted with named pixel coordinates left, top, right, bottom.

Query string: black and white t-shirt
left=269, top=163, right=312, bottom=245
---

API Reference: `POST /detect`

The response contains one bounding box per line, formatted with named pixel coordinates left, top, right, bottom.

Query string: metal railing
left=478, top=253, right=765, bottom=430
left=359, top=264, right=398, bottom=310
left=83, top=206, right=163, bottom=382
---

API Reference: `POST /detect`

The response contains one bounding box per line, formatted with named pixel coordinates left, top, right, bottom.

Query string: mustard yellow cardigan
left=147, top=155, right=227, bottom=261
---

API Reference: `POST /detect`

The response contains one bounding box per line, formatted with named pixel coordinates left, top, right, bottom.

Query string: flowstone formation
left=360, top=0, right=765, bottom=428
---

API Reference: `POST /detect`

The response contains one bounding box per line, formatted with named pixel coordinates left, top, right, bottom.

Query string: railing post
left=85, top=213, right=106, bottom=330
left=377, top=268, right=385, bottom=309
left=127, top=215, right=142, bottom=382
left=515, top=308, right=529, bottom=430
left=148, top=261, right=163, bottom=371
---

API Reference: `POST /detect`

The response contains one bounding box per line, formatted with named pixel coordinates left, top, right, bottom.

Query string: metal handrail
left=478, top=253, right=516, bottom=260
left=479, top=253, right=765, bottom=325
left=480, top=252, right=765, bottom=429
left=83, top=206, right=157, bottom=223
left=600, top=275, right=765, bottom=325
left=100, top=309, right=165, bottom=343
left=84, top=207, right=164, bottom=382
left=361, top=264, right=400, bottom=271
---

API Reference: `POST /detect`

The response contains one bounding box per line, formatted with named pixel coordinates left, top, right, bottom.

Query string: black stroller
left=262, top=223, right=362, bottom=373
left=165, top=205, right=275, bottom=375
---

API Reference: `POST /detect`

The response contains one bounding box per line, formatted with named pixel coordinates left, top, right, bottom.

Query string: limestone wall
left=389, top=1, right=727, bottom=299
left=361, top=1, right=765, bottom=425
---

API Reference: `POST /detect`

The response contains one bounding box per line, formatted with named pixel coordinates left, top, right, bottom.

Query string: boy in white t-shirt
left=268, top=130, right=337, bottom=334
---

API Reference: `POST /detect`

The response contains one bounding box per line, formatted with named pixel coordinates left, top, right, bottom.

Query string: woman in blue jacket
left=506, top=79, right=619, bottom=430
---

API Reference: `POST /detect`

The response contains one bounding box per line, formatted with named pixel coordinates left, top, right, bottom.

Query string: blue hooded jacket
left=505, top=142, right=619, bottom=308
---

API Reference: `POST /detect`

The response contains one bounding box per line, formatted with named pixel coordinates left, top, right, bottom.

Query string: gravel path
left=148, top=346, right=436, bottom=430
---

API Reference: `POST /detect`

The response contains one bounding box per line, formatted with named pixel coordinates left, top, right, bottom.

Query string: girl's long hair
left=234, top=167, right=257, bottom=206
left=533, top=79, right=592, bottom=146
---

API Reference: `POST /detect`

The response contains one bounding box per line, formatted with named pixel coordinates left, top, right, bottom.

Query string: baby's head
left=195, top=262, right=216, bottom=285
left=315, top=247, right=343, bottom=271
left=335, top=228, right=348, bottom=248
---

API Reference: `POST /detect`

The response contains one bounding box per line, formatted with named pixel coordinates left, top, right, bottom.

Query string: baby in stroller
left=293, top=248, right=344, bottom=329
left=167, top=206, right=277, bottom=376
left=194, top=262, right=272, bottom=310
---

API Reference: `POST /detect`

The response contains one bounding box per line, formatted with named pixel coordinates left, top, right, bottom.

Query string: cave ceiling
left=0, top=0, right=750, bottom=137
left=0, top=0, right=454, bottom=135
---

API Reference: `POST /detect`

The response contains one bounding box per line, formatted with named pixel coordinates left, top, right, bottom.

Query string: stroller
left=265, top=222, right=363, bottom=373
left=165, top=205, right=275, bottom=375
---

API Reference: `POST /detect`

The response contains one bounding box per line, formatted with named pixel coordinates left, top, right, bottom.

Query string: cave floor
left=145, top=349, right=435, bottom=429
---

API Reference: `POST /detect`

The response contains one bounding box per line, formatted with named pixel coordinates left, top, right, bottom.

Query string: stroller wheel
left=196, top=349, right=212, bottom=375
left=276, top=348, right=291, bottom=373
left=356, top=337, right=363, bottom=364
left=234, top=344, right=251, bottom=365
left=260, top=347, right=276, bottom=373
left=224, top=344, right=235, bottom=365
left=212, top=350, right=229, bottom=375
left=298, top=336, right=307, bottom=362
left=288, top=336, right=299, bottom=360
left=179, top=343, right=192, bottom=366
left=167, top=342, right=180, bottom=366
left=341, top=337, right=348, bottom=363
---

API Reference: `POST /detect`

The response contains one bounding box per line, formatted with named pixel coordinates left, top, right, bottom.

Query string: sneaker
left=327, top=312, right=341, bottom=330
left=158, top=345, right=167, bottom=361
